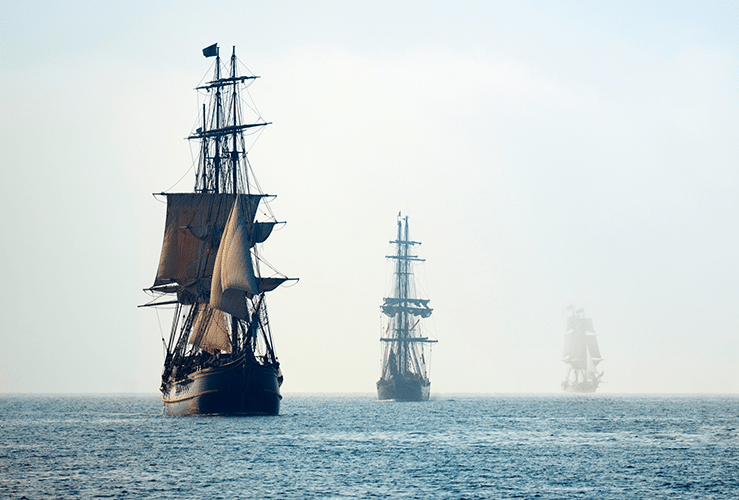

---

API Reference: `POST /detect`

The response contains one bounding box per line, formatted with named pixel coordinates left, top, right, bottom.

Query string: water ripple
left=0, top=394, right=737, bottom=498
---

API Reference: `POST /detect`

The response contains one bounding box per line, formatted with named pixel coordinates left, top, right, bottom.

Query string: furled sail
left=188, top=305, right=232, bottom=354
left=381, top=305, right=433, bottom=318
left=383, top=298, right=431, bottom=307
left=380, top=298, right=433, bottom=318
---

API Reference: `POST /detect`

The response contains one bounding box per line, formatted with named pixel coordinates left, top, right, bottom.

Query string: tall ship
left=561, top=307, right=603, bottom=393
left=142, top=44, right=295, bottom=415
left=377, top=214, right=437, bottom=401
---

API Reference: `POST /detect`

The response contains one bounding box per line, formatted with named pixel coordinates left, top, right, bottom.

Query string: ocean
left=0, top=394, right=736, bottom=499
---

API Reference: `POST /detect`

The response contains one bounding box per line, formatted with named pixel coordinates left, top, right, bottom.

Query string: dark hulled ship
left=561, top=307, right=603, bottom=393
left=142, top=44, right=295, bottom=415
left=377, top=214, right=437, bottom=401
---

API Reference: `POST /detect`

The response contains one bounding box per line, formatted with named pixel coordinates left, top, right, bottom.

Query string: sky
left=1, top=1, right=738, bottom=394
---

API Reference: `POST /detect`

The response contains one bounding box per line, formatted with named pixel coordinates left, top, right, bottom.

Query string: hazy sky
left=2, top=1, right=738, bottom=394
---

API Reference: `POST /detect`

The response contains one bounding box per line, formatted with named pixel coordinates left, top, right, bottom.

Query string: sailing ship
left=561, top=307, right=603, bottom=393
left=377, top=214, right=437, bottom=401
left=142, top=44, right=295, bottom=415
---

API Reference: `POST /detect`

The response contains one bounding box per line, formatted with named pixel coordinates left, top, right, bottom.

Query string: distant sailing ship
left=377, top=214, right=437, bottom=401
left=561, top=307, right=603, bottom=393
left=142, top=44, right=295, bottom=415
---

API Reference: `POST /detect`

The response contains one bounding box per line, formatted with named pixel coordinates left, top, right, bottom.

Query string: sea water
left=0, top=394, right=736, bottom=499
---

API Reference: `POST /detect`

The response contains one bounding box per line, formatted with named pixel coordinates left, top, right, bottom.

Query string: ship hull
left=162, top=355, right=281, bottom=415
left=377, top=375, right=430, bottom=401
left=562, top=380, right=600, bottom=393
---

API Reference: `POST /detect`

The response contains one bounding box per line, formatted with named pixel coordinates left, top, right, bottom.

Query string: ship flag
left=202, top=43, right=219, bottom=58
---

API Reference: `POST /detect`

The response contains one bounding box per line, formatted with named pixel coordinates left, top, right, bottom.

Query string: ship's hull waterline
left=162, top=355, right=281, bottom=416
left=562, top=380, right=600, bottom=393
left=377, top=375, right=431, bottom=402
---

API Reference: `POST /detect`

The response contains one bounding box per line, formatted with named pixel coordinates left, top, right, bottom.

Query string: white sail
left=154, top=193, right=237, bottom=287
left=567, top=316, right=595, bottom=335
left=586, top=335, right=602, bottom=360
left=152, top=193, right=270, bottom=306
left=561, top=308, right=604, bottom=392
left=188, top=305, right=232, bottom=354
left=210, top=195, right=260, bottom=318
left=586, top=345, right=596, bottom=376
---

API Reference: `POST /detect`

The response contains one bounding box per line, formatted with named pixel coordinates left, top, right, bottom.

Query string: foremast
left=144, top=44, right=293, bottom=391
left=379, top=214, right=437, bottom=383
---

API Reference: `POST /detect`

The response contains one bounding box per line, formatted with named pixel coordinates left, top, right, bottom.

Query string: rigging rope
left=155, top=307, right=167, bottom=358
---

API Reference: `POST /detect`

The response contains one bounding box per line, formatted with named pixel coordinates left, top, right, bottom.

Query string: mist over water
left=2, top=2, right=739, bottom=395
left=1, top=394, right=736, bottom=498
